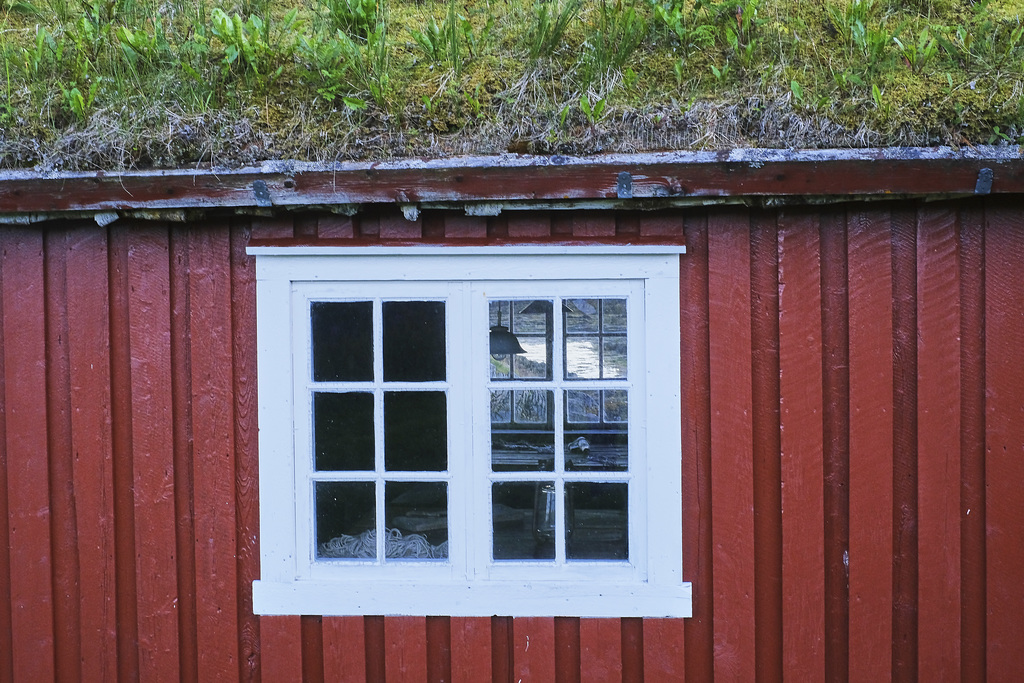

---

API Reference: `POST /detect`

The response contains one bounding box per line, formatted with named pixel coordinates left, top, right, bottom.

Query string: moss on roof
left=0, top=0, right=1022, bottom=170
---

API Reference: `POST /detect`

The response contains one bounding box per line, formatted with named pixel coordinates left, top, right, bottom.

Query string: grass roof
left=1, top=0, right=1022, bottom=170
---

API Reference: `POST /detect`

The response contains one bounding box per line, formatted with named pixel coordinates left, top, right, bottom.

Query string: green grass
left=0, top=0, right=1022, bottom=169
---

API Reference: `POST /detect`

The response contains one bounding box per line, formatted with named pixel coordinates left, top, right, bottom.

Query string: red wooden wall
left=0, top=199, right=1021, bottom=681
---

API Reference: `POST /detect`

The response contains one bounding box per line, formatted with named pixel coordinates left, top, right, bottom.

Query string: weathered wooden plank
left=680, top=211, right=713, bottom=682
left=750, top=211, right=782, bottom=682
left=580, top=619, right=622, bottom=683
left=644, top=619, right=685, bottom=681
left=231, top=221, right=262, bottom=683
left=108, top=225, right=141, bottom=682
left=45, top=228, right=81, bottom=683
left=127, top=228, right=181, bottom=680
left=708, top=208, right=756, bottom=682
left=1, top=152, right=1022, bottom=213
left=890, top=207, right=918, bottom=683
left=777, top=211, right=826, bottom=682
left=0, top=228, right=12, bottom=683
left=188, top=226, right=241, bottom=681
left=450, top=617, right=490, bottom=683
left=957, top=202, right=986, bottom=683
left=323, top=617, right=366, bottom=681
left=846, top=209, right=894, bottom=682
left=1, top=229, right=57, bottom=681
left=916, top=206, right=962, bottom=682
left=259, top=615, right=303, bottom=681
left=384, top=616, right=428, bottom=683
left=819, top=208, right=850, bottom=683
left=983, top=202, right=1024, bottom=680
left=513, top=617, right=556, bottom=682
left=65, top=227, right=119, bottom=682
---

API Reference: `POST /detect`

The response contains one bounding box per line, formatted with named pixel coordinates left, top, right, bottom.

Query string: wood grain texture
left=451, top=617, right=491, bottom=683
left=777, top=211, right=826, bottom=683
left=259, top=615, right=303, bottom=681
left=513, top=617, right=556, bottom=682
left=983, top=202, right=1024, bottom=680
left=231, top=221, right=263, bottom=683
left=189, top=226, right=241, bottom=681
left=915, top=206, right=962, bottom=682
left=1, top=229, right=57, bottom=681
left=580, top=619, right=620, bottom=683
left=323, top=617, right=367, bottom=682
left=385, top=616, right=428, bottom=683
left=66, top=228, right=119, bottom=682
left=846, top=209, right=894, bottom=682
left=644, top=619, right=685, bottom=681
left=127, top=228, right=181, bottom=681
left=707, top=208, right=756, bottom=682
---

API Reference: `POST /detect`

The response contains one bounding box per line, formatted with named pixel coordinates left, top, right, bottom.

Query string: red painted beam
left=0, top=148, right=1021, bottom=214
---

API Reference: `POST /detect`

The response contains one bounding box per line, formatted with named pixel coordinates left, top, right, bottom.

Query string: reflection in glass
left=316, top=481, right=375, bottom=558
left=492, top=482, right=555, bottom=560
left=566, top=337, right=601, bottom=379
left=564, top=299, right=600, bottom=333
left=602, top=299, right=627, bottom=332
left=566, top=482, right=628, bottom=560
left=564, top=432, right=628, bottom=471
left=385, top=481, right=448, bottom=558
left=490, top=390, right=554, bottom=472
left=383, top=301, right=446, bottom=382
left=489, top=300, right=552, bottom=380
left=314, top=392, right=374, bottom=471
left=384, top=391, right=447, bottom=471
left=603, top=389, right=628, bottom=422
left=602, top=338, right=627, bottom=378
left=566, top=390, right=601, bottom=423
left=311, top=301, right=373, bottom=382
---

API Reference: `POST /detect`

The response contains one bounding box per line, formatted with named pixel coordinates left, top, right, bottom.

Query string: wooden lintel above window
left=1, top=147, right=1021, bottom=216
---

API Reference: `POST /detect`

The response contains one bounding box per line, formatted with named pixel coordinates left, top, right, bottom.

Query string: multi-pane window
left=252, top=249, right=690, bottom=617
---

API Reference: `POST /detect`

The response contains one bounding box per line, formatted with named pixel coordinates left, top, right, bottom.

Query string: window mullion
left=553, top=296, right=567, bottom=564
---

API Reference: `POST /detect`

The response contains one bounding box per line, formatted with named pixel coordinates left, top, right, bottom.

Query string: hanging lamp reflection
left=489, top=307, right=526, bottom=355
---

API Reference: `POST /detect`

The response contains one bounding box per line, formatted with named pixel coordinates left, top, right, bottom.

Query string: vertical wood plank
left=127, top=228, right=181, bottom=680
left=777, top=212, right=826, bottom=682
left=231, top=222, right=262, bottom=683
left=644, top=619, right=685, bottom=681
left=323, top=617, right=367, bottom=682
left=0, top=227, right=13, bottom=683
left=385, top=616, right=428, bottom=683
left=846, top=210, right=894, bottom=682
left=957, top=203, right=986, bottom=683
left=820, top=209, right=850, bottom=683
left=580, top=619, right=622, bottom=683
left=707, top=209, right=756, bottom=682
left=189, top=226, right=240, bottom=681
left=66, top=228, right=119, bottom=682
left=109, top=225, right=141, bottom=682
left=554, top=617, right=580, bottom=683
left=426, top=616, right=452, bottom=683
left=916, top=206, right=962, bottom=682
left=513, top=617, right=556, bottom=682
left=1, top=229, right=57, bottom=681
left=451, top=617, right=491, bottom=683
left=260, top=615, right=303, bottom=681
left=491, top=616, right=513, bottom=682
left=46, top=228, right=82, bottom=683
left=680, top=212, right=714, bottom=682
left=983, top=202, right=1024, bottom=680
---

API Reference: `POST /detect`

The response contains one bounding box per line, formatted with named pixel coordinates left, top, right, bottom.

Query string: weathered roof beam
left=1, top=147, right=1021, bottom=214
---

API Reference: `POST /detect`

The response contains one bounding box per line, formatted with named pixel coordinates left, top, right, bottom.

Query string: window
left=251, top=247, right=691, bottom=617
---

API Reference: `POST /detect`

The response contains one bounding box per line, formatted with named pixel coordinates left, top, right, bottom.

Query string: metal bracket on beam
left=617, top=172, right=633, bottom=199
left=253, top=179, right=273, bottom=207
left=975, top=168, right=993, bottom=195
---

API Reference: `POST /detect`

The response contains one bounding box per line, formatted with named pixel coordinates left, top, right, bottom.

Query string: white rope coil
left=319, top=528, right=448, bottom=559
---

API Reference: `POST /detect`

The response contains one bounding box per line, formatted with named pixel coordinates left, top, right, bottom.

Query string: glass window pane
left=492, top=482, right=555, bottom=560
left=314, top=392, right=374, bottom=471
left=490, top=300, right=552, bottom=380
left=602, top=299, right=627, bottom=332
left=564, top=432, right=628, bottom=471
left=566, top=483, right=628, bottom=560
left=311, top=301, right=373, bottom=382
left=564, top=299, right=600, bottom=333
left=512, top=337, right=550, bottom=379
left=316, top=481, right=375, bottom=559
left=602, top=337, right=627, bottom=379
left=491, top=390, right=554, bottom=472
left=566, top=390, right=601, bottom=423
left=385, top=482, right=448, bottom=559
left=566, top=337, right=601, bottom=379
left=383, top=301, right=446, bottom=382
left=384, top=391, right=447, bottom=471
left=603, top=389, right=628, bottom=422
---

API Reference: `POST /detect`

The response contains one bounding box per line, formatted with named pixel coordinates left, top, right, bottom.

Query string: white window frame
left=249, top=246, right=691, bottom=618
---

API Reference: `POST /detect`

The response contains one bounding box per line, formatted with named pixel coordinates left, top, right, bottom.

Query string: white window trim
left=249, top=246, right=691, bottom=618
